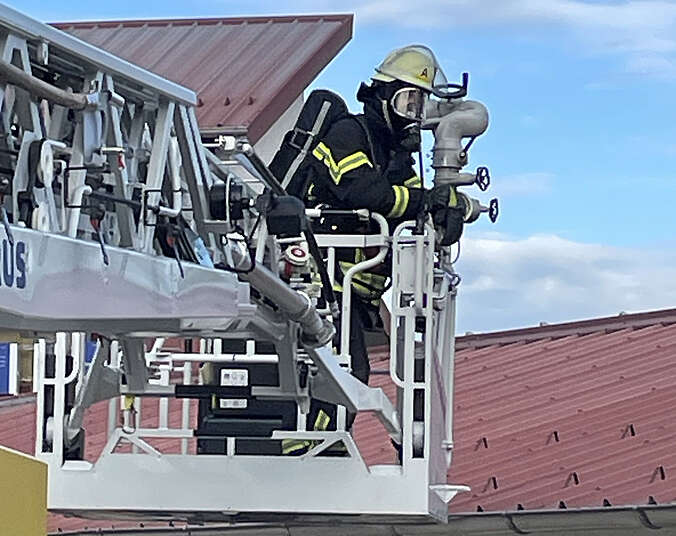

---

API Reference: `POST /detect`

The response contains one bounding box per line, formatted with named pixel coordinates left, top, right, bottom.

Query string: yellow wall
left=0, top=446, right=47, bottom=536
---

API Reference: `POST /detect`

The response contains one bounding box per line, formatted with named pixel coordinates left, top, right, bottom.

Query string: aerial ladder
left=0, top=3, right=497, bottom=524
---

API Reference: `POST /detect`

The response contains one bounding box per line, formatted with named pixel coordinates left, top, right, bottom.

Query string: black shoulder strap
left=282, top=99, right=334, bottom=189
left=353, top=115, right=381, bottom=175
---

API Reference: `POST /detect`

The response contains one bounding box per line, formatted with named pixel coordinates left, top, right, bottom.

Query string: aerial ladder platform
left=0, top=3, right=497, bottom=525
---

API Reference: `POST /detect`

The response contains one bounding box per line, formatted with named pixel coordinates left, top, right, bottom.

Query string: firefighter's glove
left=427, top=184, right=452, bottom=212
left=429, top=185, right=466, bottom=246
left=435, top=206, right=465, bottom=246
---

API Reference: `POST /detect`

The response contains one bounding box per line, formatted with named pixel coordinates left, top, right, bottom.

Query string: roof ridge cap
left=457, top=307, right=676, bottom=350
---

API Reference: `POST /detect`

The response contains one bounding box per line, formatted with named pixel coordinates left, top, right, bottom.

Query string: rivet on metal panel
left=558, top=500, right=567, bottom=509
left=564, top=471, right=580, bottom=487
left=546, top=430, right=560, bottom=444
left=475, top=436, right=488, bottom=450
left=621, top=423, right=636, bottom=438
left=650, top=465, right=666, bottom=482
left=603, top=498, right=612, bottom=507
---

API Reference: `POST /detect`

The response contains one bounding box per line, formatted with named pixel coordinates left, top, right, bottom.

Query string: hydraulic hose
left=234, top=141, right=338, bottom=320
left=0, top=59, right=97, bottom=110
left=229, top=242, right=333, bottom=346
left=305, top=219, right=339, bottom=320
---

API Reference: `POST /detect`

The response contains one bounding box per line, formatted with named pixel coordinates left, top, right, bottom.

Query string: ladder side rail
left=34, top=338, right=46, bottom=456
left=389, top=221, right=435, bottom=465
left=181, top=361, right=191, bottom=454
left=140, top=100, right=174, bottom=252
left=62, top=70, right=104, bottom=238
left=174, top=105, right=219, bottom=253
left=102, top=75, right=139, bottom=249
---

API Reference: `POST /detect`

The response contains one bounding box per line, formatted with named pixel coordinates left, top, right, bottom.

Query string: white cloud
left=625, top=54, right=676, bottom=77
left=295, top=0, right=676, bottom=79
left=493, top=172, right=554, bottom=196
left=349, top=0, right=676, bottom=49
left=454, top=233, right=676, bottom=332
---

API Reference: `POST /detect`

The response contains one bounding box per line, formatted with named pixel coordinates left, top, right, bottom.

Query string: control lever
left=90, top=216, right=110, bottom=266
left=475, top=166, right=490, bottom=191
left=167, top=231, right=185, bottom=279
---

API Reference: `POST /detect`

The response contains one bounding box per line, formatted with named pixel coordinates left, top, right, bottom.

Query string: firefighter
left=282, top=45, right=464, bottom=455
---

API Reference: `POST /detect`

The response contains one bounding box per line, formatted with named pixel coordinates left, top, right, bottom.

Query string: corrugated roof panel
left=356, top=309, right=676, bottom=513
left=2, top=308, right=676, bottom=531
left=53, top=15, right=353, bottom=142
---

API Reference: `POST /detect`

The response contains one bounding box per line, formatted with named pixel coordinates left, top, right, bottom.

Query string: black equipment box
left=196, top=359, right=298, bottom=456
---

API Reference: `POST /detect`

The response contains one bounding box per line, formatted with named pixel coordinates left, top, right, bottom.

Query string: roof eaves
left=53, top=14, right=353, bottom=29
left=446, top=504, right=676, bottom=535
left=49, top=505, right=676, bottom=535
left=456, top=308, right=676, bottom=350
left=225, top=13, right=353, bottom=141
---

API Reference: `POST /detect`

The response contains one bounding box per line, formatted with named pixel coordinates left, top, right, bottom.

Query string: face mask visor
left=390, top=87, right=428, bottom=122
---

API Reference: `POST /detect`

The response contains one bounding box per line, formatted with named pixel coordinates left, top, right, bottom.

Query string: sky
left=10, top=0, right=676, bottom=333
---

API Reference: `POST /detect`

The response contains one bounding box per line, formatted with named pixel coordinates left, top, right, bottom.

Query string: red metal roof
left=0, top=396, right=196, bottom=533
left=358, top=307, right=676, bottom=512
left=52, top=15, right=353, bottom=143
left=2, top=308, right=676, bottom=532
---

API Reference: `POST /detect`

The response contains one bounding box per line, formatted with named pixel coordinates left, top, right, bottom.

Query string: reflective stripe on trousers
left=281, top=409, right=331, bottom=455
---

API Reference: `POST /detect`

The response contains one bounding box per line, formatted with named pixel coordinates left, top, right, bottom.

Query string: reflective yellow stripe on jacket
left=386, top=185, right=410, bottom=219
left=404, top=175, right=422, bottom=188
left=312, top=142, right=373, bottom=185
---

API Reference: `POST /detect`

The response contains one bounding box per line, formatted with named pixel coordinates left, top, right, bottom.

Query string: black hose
left=239, top=143, right=339, bottom=319
left=305, top=219, right=339, bottom=320
left=239, top=144, right=287, bottom=197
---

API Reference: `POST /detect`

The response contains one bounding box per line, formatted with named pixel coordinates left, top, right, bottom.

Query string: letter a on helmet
left=372, top=45, right=449, bottom=96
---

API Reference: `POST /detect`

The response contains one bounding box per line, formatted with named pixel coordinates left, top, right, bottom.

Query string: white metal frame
left=34, top=220, right=468, bottom=523
left=0, top=5, right=488, bottom=524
